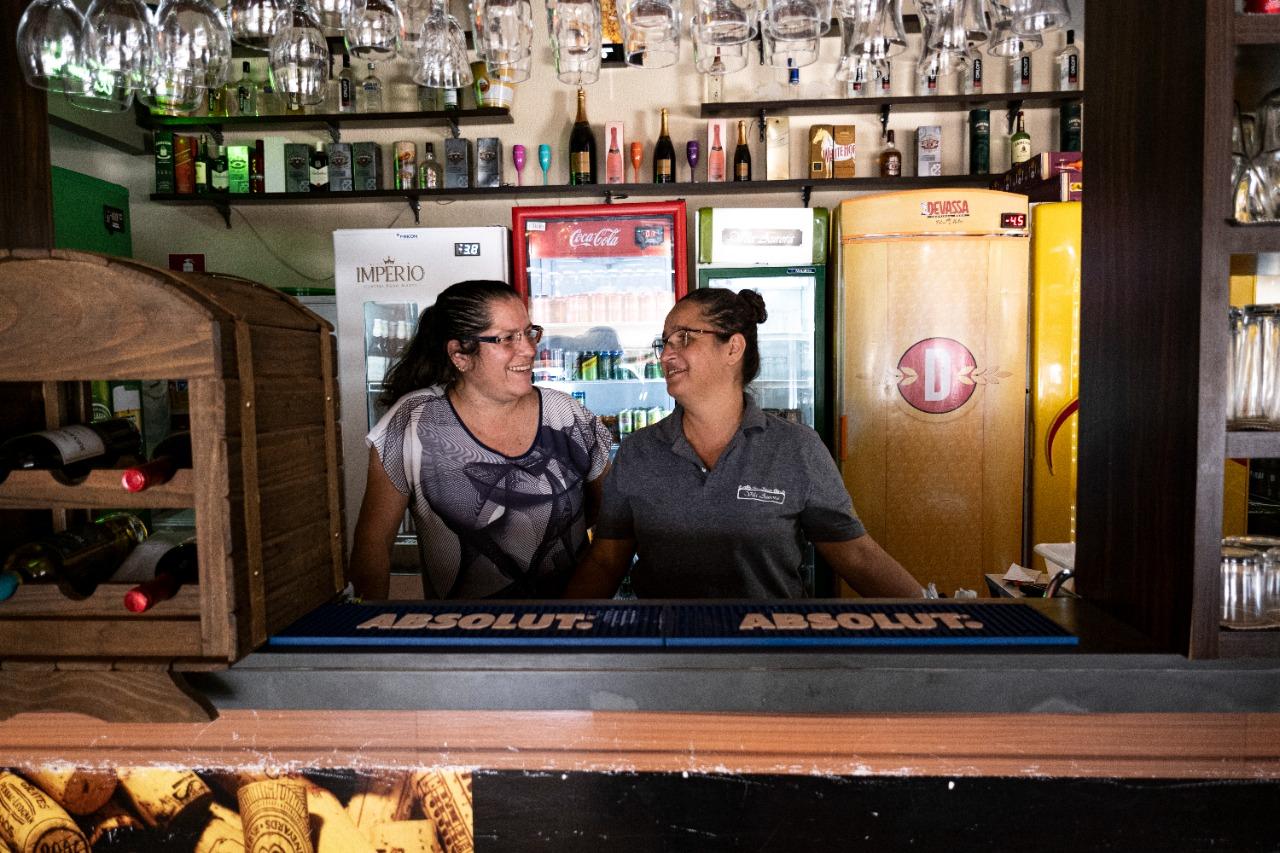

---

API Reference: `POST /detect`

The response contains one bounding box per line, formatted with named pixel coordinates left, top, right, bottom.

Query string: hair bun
left=739, top=289, right=768, bottom=324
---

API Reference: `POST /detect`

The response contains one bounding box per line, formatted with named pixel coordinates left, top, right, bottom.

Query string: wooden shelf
left=700, top=90, right=1083, bottom=118
left=0, top=468, right=195, bottom=510
left=1234, top=12, right=1280, bottom=44
left=1223, top=219, right=1280, bottom=254
left=1218, top=627, right=1280, bottom=658
left=0, top=582, right=201, bottom=618
left=139, top=107, right=512, bottom=136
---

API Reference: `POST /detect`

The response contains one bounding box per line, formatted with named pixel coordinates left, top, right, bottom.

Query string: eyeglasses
left=468, top=325, right=543, bottom=347
left=652, top=326, right=725, bottom=354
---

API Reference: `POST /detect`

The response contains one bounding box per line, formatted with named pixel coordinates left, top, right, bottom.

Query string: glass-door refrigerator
left=333, top=226, right=511, bottom=565
left=695, top=207, right=830, bottom=449
left=512, top=201, right=689, bottom=449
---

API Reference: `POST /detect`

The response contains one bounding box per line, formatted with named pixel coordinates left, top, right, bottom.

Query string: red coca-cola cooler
left=512, top=201, right=689, bottom=447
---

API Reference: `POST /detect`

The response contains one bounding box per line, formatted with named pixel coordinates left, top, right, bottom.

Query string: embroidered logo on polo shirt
left=737, top=485, right=785, bottom=505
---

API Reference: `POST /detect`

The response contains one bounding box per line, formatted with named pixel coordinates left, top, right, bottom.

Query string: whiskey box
left=352, top=141, right=382, bottom=190
left=283, top=143, right=311, bottom=192
left=444, top=138, right=471, bottom=188
left=766, top=117, right=790, bottom=181
left=832, top=125, right=856, bottom=178
left=475, top=137, right=501, bottom=187
left=326, top=142, right=354, bottom=191
left=174, top=135, right=196, bottom=194
left=706, top=119, right=730, bottom=183
left=226, top=144, right=251, bottom=194
left=916, top=125, right=942, bottom=176
left=262, top=136, right=288, bottom=193
left=605, top=122, right=626, bottom=184
left=153, top=131, right=175, bottom=193
left=808, top=124, right=834, bottom=179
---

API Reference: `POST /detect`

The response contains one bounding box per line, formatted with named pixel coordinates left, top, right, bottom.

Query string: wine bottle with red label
left=0, top=418, right=140, bottom=486
left=121, top=431, right=192, bottom=492
left=123, top=539, right=198, bottom=613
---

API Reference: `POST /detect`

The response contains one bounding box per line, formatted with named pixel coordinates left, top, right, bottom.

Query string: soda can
left=612, top=350, right=625, bottom=379
left=563, top=350, right=580, bottom=380
left=619, top=408, right=633, bottom=436
left=600, top=350, right=616, bottom=380
left=393, top=141, right=417, bottom=190
left=647, top=406, right=663, bottom=425
left=571, top=390, right=587, bottom=407
left=580, top=351, right=598, bottom=381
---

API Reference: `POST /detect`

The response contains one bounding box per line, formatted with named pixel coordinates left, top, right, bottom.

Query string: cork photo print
left=0, top=766, right=474, bottom=853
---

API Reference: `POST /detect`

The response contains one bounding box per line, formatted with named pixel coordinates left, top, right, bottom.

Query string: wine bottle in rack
left=120, top=431, right=192, bottom=493
left=0, top=513, right=148, bottom=602
left=123, top=539, right=198, bottom=613
left=0, top=417, right=140, bottom=486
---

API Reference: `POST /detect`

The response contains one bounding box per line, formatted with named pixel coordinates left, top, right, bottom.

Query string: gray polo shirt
left=595, top=395, right=866, bottom=598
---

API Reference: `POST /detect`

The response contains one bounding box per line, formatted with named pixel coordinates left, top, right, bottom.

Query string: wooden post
left=1, top=0, right=55, bottom=250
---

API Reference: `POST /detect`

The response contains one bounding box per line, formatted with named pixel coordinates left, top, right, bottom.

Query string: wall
left=48, top=2, right=1084, bottom=290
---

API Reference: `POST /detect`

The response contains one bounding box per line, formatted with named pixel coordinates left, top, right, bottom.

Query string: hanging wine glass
left=315, top=0, right=355, bottom=30
left=346, top=0, right=405, bottom=61
left=150, top=0, right=232, bottom=92
left=69, top=0, right=154, bottom=111
left=412, top=3, right=472, bottom=89
left=478, top=0, right=535, bottom=83
left=270, top=0, right=330, bottom=107
left=15, top=0, right=87, bottom=91
left=845, top=0, right=907, bottom=61
left=229, top=0, right=288, bottom=49
left=549, top=0, right=602, bottom=85
left=1006, top=0, right=1069, bottom=37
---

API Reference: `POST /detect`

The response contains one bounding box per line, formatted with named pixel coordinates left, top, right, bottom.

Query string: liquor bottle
left=1010, top=110, right=1032, bottom=165
left=0, top=418, right=140, bottom=486
left=1010, top=54, right=1031, bottom=93
left=878, top=130, right=902, bottom=177
left=259, top=78, right=280, bottom=115
left=123, top=540, right=198, bottom=613
left=210, top=142, right=229, bottom=192
left=968, top=108, right=990, bottom=175
left=359, top=62, right=383, bottom=113
left=1059, top=99, right=1082, bottom=152
left=0, top=513, right=148, bottom=601
left=569, top=88, right=597, bottom=185
left=732, top=119, right=751, bottom=181
left=338, top=53, right=355, bottom=113
left=704, top=50, right=724, bottom=103
left=250, top=139, right=265, bottom=193
left=442, top=87, right=461, bottom=111
left=417, top=85, right=439, bottom=111
left=965, top=48, right=983, bottom=95
left=786, top=62, right=801, bottom=100
left=121, top=431, right=192, bottom=493
left=194, top=135, right=210, bottom=194
left=1056, top=29, right=1080, bottom=91
left=605, top=125, right=623, bottom=184
left=878, top=62, right=892, bottom=94
left=205, top=84, right=226, bottom=118
left=309, top=140, right=329, bottom=191
left=322, top=54, right=338, bottom=112
left=418, top=142, right=444, bottom=188
left=653, top=108, right=675, bottom=183
left=707, top=122, right=726, bottom=182
left=234, top=61, right=258, bottom=117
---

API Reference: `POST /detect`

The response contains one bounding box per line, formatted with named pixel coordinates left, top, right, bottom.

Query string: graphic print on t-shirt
left=737, top=484, right=786, bottom=505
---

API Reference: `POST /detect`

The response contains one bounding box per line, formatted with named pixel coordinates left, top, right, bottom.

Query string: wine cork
left=84, top=797, right=145, bottom=848
left=346, top=774, right=414, bottom=842
left=25, top=767, right=118, bottom=815
left=195, top=802, right=247, bottom=853
left=410, top=771, right=473, bottom=853
left=118, top=768, right=213, bottom=830
left=371, top=820, right=443, bottom=853
left=237, top=779, right=314, bottom=853
left=0, top=772, right=91, bottom=853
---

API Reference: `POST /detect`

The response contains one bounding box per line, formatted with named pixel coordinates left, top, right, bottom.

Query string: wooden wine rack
left=0, top=249, right=345, bottom=717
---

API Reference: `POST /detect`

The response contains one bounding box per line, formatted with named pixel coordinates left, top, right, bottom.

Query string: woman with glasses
left=350, top=280, right=613, bottom=600
left=565, top=287, right=922, bottom=600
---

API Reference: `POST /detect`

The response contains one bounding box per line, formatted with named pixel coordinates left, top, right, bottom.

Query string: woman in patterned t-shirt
left=350, top=280, right=612, bottom=600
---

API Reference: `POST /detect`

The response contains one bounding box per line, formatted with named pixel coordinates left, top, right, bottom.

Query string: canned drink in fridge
left=394, top=141, right=417, bottom=189
left=647, top=406, right=663, bottom=425
left=612, top=350, right=626, bottom=379
left=619, top=408, right=633, bottom=436
left=580, top=351, right=598, bottom=381
left=563, top=350, right=580, bottom=380
left=571, top=390, right=587, bottom=407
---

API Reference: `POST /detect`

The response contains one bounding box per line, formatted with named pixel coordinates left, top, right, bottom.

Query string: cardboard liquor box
left=261, top=136, right=289, bottom=193
left=326, top=142, right=354, bottom=191
left=809, top=124, right=834, bottom=179
left=1022, top=169, right=1082, bottom=202
left=475, top=137, right=502, bottom=188
left=766, top=117, right=790, bottom=180
left=993, top=152, right=1083, bottom=193
left=916, top=125, right=942, bottom=177
left=283, top=143, right=311, bottom=192
left=707, top=119, right=730, bottom=182
left=226, top=144, right=251, bottom=194
left=154, top=131, right=175, bottom=193
left=444, top=138, right=471, bottom=188
left=832, top=125, right=856, bottom=178
left=352, top=141, right=382, bottom=190
left=605, top=122, right=626, bottom=184
left=174, top=135, right=197, bottom=194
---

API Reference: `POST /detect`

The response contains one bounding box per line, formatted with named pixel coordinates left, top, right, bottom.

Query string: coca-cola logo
left=567, top=227, right=621, bottom=249
left=919, top=199, right=971, bottom=218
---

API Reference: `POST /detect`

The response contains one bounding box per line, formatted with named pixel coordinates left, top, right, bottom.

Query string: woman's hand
left=815, top=535, right=924, bottom=598
left=564, top=536, right=636, bottom=599
left=348, top=447, right=409, bottom=600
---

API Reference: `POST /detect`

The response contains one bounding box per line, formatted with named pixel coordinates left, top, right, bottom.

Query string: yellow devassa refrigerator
left=834, top=190, right=1030, bottom=596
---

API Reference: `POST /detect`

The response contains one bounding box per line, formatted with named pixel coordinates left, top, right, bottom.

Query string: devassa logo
left=895, top=337, right=977, bottom=415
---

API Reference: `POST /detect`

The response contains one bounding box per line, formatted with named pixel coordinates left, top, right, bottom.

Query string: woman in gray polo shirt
left=566, top=288, right=922, bottom=600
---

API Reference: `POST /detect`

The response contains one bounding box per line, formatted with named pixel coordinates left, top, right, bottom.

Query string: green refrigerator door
left=51, top=166, right=132, bottom=257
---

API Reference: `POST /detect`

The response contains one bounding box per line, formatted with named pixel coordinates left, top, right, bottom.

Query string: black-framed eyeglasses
left=468, top=325, right=544, bottom=348
left=652, top=327, right=725, bottom=355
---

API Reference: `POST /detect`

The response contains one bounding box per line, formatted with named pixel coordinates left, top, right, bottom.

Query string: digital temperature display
left=1000, top=212, right=1028, bottom=229
left=454, top=242, right=481, bottom=257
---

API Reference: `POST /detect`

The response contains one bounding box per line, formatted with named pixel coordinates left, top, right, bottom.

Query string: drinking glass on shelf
left=538, top=143, right=552, bottom=185
left=512, top=144, right=526, bottom=185
left=1220, top=546, right=1268, bottom=628
left=1264, top=547, right=1280, bottom=625
left=549, top=0, right=601, bottom=84
left=1228, top=304, right=1280, bottom=429
left=629, top=141, right=643, bottom=181
left=686, top=140, right=700, bottom=182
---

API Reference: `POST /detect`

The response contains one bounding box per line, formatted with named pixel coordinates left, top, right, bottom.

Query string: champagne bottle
left=1010, top=110, right=1032, bottom=165
left=0, top=513, right=148, bottom=601
left=732, top=119, right=751, bottom=182
left=0, top=417, right=140, bottom=486
left=121, top=431, right=192, bottom=493
left=569, top=88, right=597, bottom=185
left=653, top=107, right=675, bottom=183
left=605, top=126, right=623, bottom=184
left=707, top=122, right=725, bottom=182
left=123, top=540, right=197, bottom=613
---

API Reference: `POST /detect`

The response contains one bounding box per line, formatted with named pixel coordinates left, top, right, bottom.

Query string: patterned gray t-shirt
left=367, top=386, right=612, bottom=599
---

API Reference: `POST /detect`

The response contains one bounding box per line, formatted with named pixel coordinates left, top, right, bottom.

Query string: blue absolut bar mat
left=270, top=602, right=1075, bottom=649
left=665, top=602, right=1077, bottom=647
left=269, top=603, right=666, bottom=647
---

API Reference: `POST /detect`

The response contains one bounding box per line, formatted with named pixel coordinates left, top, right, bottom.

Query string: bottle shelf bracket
left=325, top=121, right=341, bottom=143
left=759, top=108, right=767, bottom=143
left=213, top=197, right=231, bottom=229
left=446, top=116, right=461, bottom=139
left=209, top=127, right=224, bottom=146
left=1006, top=100, right=1023, bottom=134
left=602, top=189, right=629, bottom=205
left=407, top=196, right=421, bottom=224
left=801, top=184, right=812, bottom=208
left=879, top=104, right=891, bottom=137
